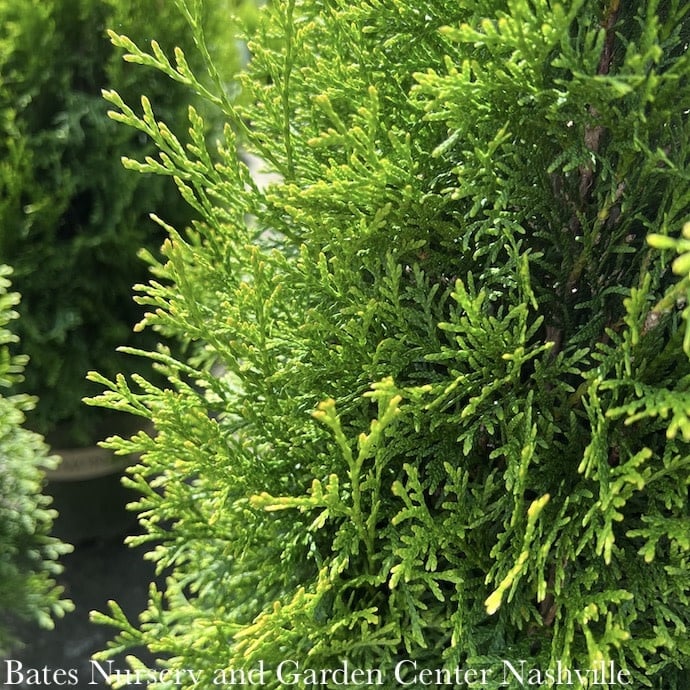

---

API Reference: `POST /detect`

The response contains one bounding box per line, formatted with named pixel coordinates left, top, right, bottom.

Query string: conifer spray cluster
left=0, top=267, right=72, bottom=652
left=91, top=1, right=689, bottom=686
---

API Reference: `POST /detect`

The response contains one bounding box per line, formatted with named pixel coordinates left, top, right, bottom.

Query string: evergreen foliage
left=0, top=0, right=250, bottom=445
left=92, top=1, right=690, bottom=687
left=0, top=266, right=72, bottom=654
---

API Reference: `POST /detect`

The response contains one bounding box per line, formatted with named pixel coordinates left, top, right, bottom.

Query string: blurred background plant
left=0, top=0, right=254, bottom=447
left=0, top=265, right=72, bottom=655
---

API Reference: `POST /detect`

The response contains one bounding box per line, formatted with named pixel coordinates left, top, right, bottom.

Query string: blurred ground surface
left=3, top=476, right=158, bottom=690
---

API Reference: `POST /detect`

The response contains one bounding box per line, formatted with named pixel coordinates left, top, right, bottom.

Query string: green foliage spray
left=0, top=266, right=72, bottom=654
left=92, top=1, right=690, bottom=687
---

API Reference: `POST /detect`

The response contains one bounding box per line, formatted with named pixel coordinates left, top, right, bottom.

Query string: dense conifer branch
left=89, top=2, right=690, bottom=687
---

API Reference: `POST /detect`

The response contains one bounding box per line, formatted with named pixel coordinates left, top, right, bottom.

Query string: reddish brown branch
left=579, top=1, right=621, bottom=202
left=539, top=562, right=560, bottom=627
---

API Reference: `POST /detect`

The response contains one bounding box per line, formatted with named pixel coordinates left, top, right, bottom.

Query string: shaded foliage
left=0, top=0, right=250, bottom=444
left=0, top=266, right=72, bottom=654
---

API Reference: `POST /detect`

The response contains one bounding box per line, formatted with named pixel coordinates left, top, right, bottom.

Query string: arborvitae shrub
left=92, top=1, right=690, bottom=687
left=0, top=266, right=72, bottom=654
left=0, top=0, right=249, bottom=445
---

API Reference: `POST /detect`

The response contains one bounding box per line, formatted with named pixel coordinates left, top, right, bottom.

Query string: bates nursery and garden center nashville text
left=2, top=657, right=633, bottom=687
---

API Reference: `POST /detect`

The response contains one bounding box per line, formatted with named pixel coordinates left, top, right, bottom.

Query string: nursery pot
left=44, top=415, right=146, bottom=544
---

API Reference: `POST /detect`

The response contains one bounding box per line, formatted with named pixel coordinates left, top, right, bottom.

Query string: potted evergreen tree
left=91, top=1, right=689, bottom=687
left=0, top=0, right=251, bottom=539
left=0, top=0, right=248, bottom=449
